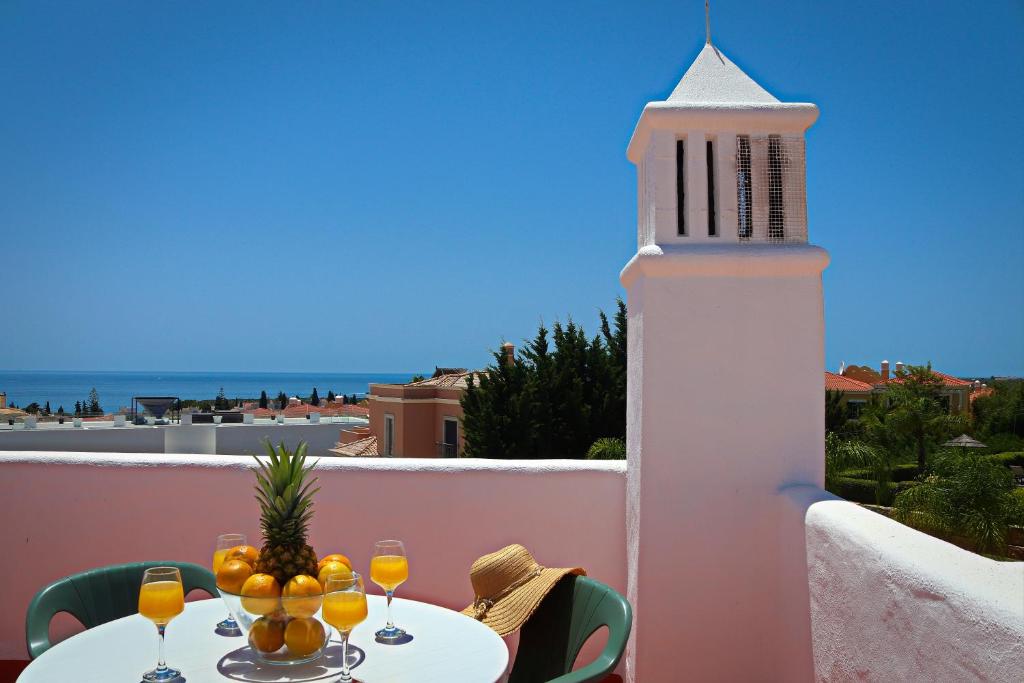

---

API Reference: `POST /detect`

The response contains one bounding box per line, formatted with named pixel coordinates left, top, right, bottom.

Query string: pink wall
left=0, top=451, right=627, bottom=661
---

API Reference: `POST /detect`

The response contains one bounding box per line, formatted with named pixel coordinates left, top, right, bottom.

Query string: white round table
left=19, top=596, right=508, bottom=682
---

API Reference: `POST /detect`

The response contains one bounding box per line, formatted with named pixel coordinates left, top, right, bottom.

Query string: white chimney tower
left=621, top=25, right=829, bottom=682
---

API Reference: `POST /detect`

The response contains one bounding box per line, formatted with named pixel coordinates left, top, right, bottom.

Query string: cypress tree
left=259, top=390, right=268, bottom=409
left=88, top=387, right=102, bottom=415
left=326, top=390, right=336, bottom=403
left=311, top=387, right=320, bottom=406
left=462, top=300, right=627, bottom=459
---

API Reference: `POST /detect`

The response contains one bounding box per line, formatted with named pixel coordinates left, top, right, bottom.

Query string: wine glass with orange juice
left=323, top=572, right=368, bottom=682
left=213, top=533, right=247, bottom=635
left=370, top=540, right=410, bottom=643
left=138, top=566, right=185, bottom=681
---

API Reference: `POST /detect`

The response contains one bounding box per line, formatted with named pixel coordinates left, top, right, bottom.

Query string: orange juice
left=323, top=591, right=368, bottom=632
left=370, top=555, right=408, bottom=591
left=213, top=549, right=229, bottom=574
left=138, top=581, right=184, bottom=625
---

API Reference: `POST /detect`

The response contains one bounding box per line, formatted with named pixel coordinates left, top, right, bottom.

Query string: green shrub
left=586, top=437, right=626, bottom=460
left=842, top=462, right=919, bottom=482
left=832, top=477, right=917, bottom=505
left=831, top=477, right=877, bottom=503
left=980, top=434, right=1024, bottom=454
left=985, top=452, right=1024, bottom=467
left=1012, top=490, right=1024, bottom=527
left=894, top=450, right=1023, bottom=554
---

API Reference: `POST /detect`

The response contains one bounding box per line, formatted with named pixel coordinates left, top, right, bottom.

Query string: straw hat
left=461, top=544, right=585, bottom=636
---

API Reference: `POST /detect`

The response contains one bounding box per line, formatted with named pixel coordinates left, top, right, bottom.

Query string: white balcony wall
left=2, top=451, right=1020, bottom=678
left=0, top=422, right=356, bottom=457
left=785, top=486, right=1024, bottom=682
left=0, top=452, right=627, bottom=664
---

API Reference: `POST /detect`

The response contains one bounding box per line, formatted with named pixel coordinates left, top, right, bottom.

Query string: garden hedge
left=985, top=451, right=1024, bottom=467
left=841, top=462, right=919, bottom=482
left=831, top=477, right=919, bottom=504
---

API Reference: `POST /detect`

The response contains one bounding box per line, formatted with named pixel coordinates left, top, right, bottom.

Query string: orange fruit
left=282, top=574, right=323, bottom=618
left=317, top=554, right=351, bottom=572
left=240, top=573, right=282, bottom=616
left=284, top=617, right=326, bottom=657
left=317, top=561, right=353, bottom=590
left=216, top=558, right=253, bottom=594
left=248, top=615, right=285, bottom=653
left=226, top=545, right=260, bottom=568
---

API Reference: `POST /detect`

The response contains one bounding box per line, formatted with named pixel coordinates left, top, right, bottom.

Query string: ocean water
left=0, top=370, right=420, bottom=413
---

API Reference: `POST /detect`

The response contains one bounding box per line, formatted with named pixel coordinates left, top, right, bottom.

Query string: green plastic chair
left=509, top=575, right=632, bottom=683
left=26, top=561, right=217, bottom=659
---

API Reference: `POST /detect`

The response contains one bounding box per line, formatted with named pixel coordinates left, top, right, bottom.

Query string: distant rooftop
left=405, top=370, right=479, bottom=390
left=329, top=435, right=378, bottom=457
left=825, top=372, right=873, bottom=392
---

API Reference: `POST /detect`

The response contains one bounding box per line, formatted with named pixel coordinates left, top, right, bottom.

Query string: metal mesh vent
left=736, top=134, right=807, bottom=243
left=736, top=136, right=753, bottom=239
left=767, top=135, right=785, bottom=241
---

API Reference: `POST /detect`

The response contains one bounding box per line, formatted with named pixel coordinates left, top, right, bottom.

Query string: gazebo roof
left=943, top=434, right=987, bottom=449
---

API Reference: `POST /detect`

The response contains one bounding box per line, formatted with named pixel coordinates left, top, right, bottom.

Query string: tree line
left=461, top=300, right=626, bottom=459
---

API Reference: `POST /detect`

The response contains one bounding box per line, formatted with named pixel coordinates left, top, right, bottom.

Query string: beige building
left=331, top=368, right=479, bottom=457
left=826, top=360, right=973, bottom=416
left=367, top=369, right=475, bottom=457
left=332, top=344, right=514, bottom=458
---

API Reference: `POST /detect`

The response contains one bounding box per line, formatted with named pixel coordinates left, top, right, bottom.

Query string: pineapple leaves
left=252, top=439, right=319, bottom=548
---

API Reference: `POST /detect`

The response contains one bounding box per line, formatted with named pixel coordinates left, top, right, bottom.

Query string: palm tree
left=825, top=390, right=849, bottom=433
left=825, top=433, right=882, bottom=495
left=856, top=401, right=903, bottom=504
left=893, top=449, right=1024, bottom=555
left=886, top=365, right=965, bottom=471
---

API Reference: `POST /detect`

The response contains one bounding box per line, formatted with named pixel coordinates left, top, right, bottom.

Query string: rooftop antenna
left=705, top=0, right=712, bottom=45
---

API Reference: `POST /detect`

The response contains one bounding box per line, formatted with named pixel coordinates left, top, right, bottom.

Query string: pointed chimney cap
left=667, top=44, right=779, bottom=105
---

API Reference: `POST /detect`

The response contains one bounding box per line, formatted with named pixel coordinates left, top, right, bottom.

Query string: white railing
left=0, top=451, right=627, bottom=663
left=783, top=485, right=1024, bottom=682
left=0, top=421, right=368, bottom=458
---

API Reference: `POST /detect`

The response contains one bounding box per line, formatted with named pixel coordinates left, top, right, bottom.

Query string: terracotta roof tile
left=970, top=387, right=994, bottom=403
left=405, top=371, right=483, bottom=389
left=329, top=435, right=378, bottom=457
left=825, top=372, right=873, bottom=392
left=931, top=371, right=972, bottom=387
left=877, top=370, right=971, bottom=388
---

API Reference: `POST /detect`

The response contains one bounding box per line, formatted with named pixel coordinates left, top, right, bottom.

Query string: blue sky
left=1, top=1, right=1021, bottom=376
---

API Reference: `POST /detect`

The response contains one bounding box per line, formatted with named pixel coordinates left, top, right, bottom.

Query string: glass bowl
left=219, top=587, right=333, bottom=665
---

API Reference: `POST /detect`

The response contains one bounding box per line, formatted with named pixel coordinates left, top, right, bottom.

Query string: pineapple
left=252, top=440, right=320, bottom=584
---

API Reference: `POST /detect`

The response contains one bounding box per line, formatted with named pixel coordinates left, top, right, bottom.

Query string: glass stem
left=385, top=590, right=395, bottom=630
left=339, top=631, right=351, bottom=682
left=156, top=624, right=167, bottom=673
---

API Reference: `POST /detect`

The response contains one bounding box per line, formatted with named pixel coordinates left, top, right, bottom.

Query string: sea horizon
left=0, top=369, right=426, bottom=413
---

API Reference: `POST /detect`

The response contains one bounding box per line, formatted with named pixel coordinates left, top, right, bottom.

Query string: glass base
left=215, top=615, right=242, bottom=637
left=142, top=665, right=181, bottom=681
left=374, top=626, right=412, bottom=645
left=255, top=649, right=327, bottom=666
